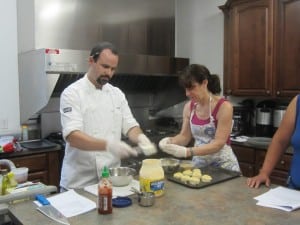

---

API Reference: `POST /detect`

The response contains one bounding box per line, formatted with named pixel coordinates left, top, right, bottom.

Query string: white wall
left=175, top=0, right=226, bottom=91
left=0, top=0, right=20, bottom=135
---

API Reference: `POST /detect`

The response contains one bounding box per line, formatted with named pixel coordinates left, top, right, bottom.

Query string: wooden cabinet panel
left=220, top=0, right=300, bottom=97
left=238, top=162, right=255, bottom=178
left=10, top=154, right=47, bottom=172
left=2, top=149, right=62, bottom=188
left=232, top=145, right=256, bottom=177
left=270, top=169, right=289, bottom=186
left=48, top=151, right=60, bottom=187
left=232, top=143, right=291, bottom=185
left=28, top=171, right=48, bottom=184
left=274, top=0, right=300, bottom=97
left=232, top=145, right=255, bottom=163
left=230, top=0, right=272, bottom=96
left=255, top=150, right=292, bottom=171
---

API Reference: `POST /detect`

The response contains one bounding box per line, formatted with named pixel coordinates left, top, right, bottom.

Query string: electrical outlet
left=0, top=119, right=8, bottom=129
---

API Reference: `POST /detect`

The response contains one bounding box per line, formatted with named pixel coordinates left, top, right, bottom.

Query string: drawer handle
left=280, top=160, right=285, bottom=165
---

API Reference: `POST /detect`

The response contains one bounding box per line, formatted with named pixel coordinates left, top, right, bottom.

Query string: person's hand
left=137, top=134, right=157, bottom=156
left=158, top=137, right=171, bottom=151
left=107, top=140, right=138, bottom=158
left=161, top=143, right=188, bottom=158
left=246, top=172, right=271, bottom=188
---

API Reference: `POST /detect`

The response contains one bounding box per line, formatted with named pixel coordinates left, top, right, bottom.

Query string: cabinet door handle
left=266, top=90, right=270, bottom=95
left=280, top=160, right=285, bottom=165
left=276, top=91, right=281, bottom=96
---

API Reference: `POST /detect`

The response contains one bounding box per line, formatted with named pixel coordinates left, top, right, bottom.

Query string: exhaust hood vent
left=19, top=49, right=189, bottom=123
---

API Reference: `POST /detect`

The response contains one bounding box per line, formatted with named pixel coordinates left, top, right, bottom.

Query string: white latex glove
left=158, top=137, right=171, bottom=151
left=107, top=140, right=138, bottom=158
left=137, top=134, right=157, bottom=156
left=161, top=143, right=188, bottom=158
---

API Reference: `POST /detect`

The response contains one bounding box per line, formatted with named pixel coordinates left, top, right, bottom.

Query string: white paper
left=35, top=189, right=96, bottom=218
left=254, top=186, right=300, bottom=212
left=84, top=179, right=139, bottom=198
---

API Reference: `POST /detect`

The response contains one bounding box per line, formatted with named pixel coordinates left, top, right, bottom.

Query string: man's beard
left=96, top=75, right=110, bottom=86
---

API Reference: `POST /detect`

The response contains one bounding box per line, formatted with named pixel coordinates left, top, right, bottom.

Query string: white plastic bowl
left=11, top=167, right=29, bottom=183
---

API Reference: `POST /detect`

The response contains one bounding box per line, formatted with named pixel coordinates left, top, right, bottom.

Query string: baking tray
left=166, top=166, right=242, bottom=189
left=20, top=139, right=57, bottom=150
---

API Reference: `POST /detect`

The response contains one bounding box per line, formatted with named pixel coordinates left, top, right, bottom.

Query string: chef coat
left=60, top=74, right=139, bottom=189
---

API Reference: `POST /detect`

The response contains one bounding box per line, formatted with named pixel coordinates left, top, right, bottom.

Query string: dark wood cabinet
left=232, top=143, right=292, bottom=185
left=255, top=149, right=292, bottom=185
left=273, top=0, right=300, bottom=97
left=1, top=149, right=62, bottom=188
left=232, top=145, right=256, bottom=177
left=220, top=0, right=300, bottom=97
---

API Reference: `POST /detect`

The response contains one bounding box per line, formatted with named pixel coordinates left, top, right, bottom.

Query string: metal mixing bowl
left=160, top=158, right=180, bottom=174
left=109, top=167, right=136, bottom=187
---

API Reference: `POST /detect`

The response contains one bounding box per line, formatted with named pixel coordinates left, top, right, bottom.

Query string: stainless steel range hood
left=18, top=48, right=189, bottom=123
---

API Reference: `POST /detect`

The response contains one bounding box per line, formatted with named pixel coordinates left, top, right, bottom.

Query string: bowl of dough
left=160, top=158, right=180, bottom=174
left=109, top=167, right=136, bottom=187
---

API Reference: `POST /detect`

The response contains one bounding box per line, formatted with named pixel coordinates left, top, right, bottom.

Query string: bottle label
left=102, top=196, right=108, bottom=210
left=139, top=177, right=164, bottom=197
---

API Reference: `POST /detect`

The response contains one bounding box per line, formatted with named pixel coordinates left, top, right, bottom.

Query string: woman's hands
left=159, top=137, right=188, bottom=158
left=247, top=171, right=271, bottom=188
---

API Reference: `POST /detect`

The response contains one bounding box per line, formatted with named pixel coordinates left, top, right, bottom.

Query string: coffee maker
left=232, top=105, right=254, bottom=136
left=255, top=100, right=275, bottom=137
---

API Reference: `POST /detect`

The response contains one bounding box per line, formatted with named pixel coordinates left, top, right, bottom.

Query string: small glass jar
left=139, top=159, right=165, bottom=197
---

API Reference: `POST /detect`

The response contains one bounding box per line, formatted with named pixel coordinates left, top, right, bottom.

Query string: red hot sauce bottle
left=98, top=166, right=113, bottom=214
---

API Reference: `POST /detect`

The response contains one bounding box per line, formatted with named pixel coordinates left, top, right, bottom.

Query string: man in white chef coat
left=60, top=42, right=156, bottom=190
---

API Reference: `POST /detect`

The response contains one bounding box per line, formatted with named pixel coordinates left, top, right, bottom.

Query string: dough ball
left=188, top=176, right=200, bottom=185
left=192, top=173, right=202, bottom=178
left=182, top=169, right=193, bottom=176
left=181, top=175, right=190, bottom=183
left=173, top=172, right=183, bottom=179
left=201, top=174, right=212, bottom=182
left=193, top=168, right=201, bottom=174
left=192, top=169, right=202, bottom=178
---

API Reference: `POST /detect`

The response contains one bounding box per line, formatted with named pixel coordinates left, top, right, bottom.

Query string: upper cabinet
left=220, top=0, right=300, bottom=97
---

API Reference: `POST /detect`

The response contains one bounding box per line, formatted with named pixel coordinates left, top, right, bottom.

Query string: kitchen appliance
left=273, top=105, right=287, bottom=132
left=36, top=194, right=70, bottom=225
left=255, top=101, right=275, bottom=137
left=18, top=49, right=189, bottom=134
left=232, top=106, right=253, bottom=135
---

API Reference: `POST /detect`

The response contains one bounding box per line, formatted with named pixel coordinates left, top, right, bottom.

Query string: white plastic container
left=11, top=167, right=29, bottom=183
left=139, top=159, right=164, bottom=197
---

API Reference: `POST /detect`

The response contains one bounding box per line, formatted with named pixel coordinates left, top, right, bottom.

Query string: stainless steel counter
left=6, top=177, right=300, bottom=225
